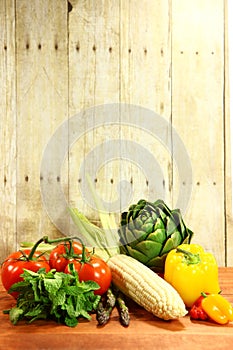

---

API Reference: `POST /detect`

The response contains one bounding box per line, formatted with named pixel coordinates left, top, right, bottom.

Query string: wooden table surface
left=1, top=267, right=233, bottom=350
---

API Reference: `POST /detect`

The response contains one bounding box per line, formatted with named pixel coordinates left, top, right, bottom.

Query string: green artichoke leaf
left=118, top=232, right=126, bottom=246
left=182, top=229, right=193, bottom=243
left=159, top=209, right=167, bottom=222
left=120, top=226, right=136, bottom=244
left=171, top=229, right=183, bottom=246
left=128, top=203, right=136, bottom=212
left=160, top=236, right=177, bottom=255
left=120, top=211, right=128, bottom=226
left=119, top=225, right=149, bottom=247
left=137, top=199, right=147, bottom=207
left=187, top=228, right=194, bottom=242
left=133, top=230, right=149, bottom=242
left=148, top=228, right=166, bottom=244
left=153, top=217, right=164, bottom=230
left=134, top=218, right=144, bottom=230
left=122, top=209, right=133, bottom=224
left=140, top=222, right=154, bottom=234
left=131, top=200, right=146, bottom=219
left=118, top=227, right=128, bottom=246
left=151, top=211, right=159, bottom=221
left=132, top=240, right=162, bottom=259
left=171, top=210, right=191, bottom=241
left=147, top=254, right=167, bottom=271
left=154, top=199, right=172, bottom=217
left=128, top=220, right=137, bottom=231
left=166, top=215, right=179, bottom=236
left=119, top=244, right=129, bottom=256
left=127, top=229, right=148, bottom=247
left=125, top=245, right=150, bottom=264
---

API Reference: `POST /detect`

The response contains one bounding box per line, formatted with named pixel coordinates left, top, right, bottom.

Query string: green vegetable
left=96, top=287, right=130, bottom=327
left=68, top=174, right=120, bottom=261
left=96, top=288, right=117, bottom=325
left=96, top=300, right=109, bottom=325
left=5, top=266, right=101, bottom=327
left=118, top=199, right=193, bottom=272
left=106, top=287, right=117, bottom=308
left=116, top=292, right=130, bottom=327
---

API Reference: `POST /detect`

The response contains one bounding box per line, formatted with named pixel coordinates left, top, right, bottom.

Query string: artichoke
left=118, top=199, right=193, bottom=273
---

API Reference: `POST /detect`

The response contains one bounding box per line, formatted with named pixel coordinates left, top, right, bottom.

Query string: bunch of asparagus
left=96, top=287, right=130, bottom=327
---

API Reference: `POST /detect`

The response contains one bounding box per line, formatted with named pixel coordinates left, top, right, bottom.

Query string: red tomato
left=49, top=241, right=89, bottom=272
left=65, top=256, right=112, bottom=295
left=1, top=249, right=50, bottom=298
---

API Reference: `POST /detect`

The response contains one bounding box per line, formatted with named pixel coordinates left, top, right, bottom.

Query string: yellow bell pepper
left=164, top=244, right=221, bottom=307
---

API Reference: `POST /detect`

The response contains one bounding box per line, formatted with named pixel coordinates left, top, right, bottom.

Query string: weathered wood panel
left=0, top=0, right=17, bottom=258
left=15, top=0, right=69, bottom=243
left=171, top=0, right=225, bottom=264
left=68, top=0, right=172, bottom=224
left=68, top=0, right=121, bottom=225
left=0, top=0, right=231, bottom=266
left=225, top=0, right=233, bottom=266
left=119, top=0, right=172, bottom=209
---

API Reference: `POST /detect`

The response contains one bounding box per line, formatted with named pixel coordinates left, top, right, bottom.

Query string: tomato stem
left=27, top=235, right=89, bottom=262
left=63, top=240, right=82, bottom=259
left=27, top=238, right=45, bottom=260
left=19, top=250, right=29, bottom=260
left=80, top=242, right=90, bottom=263
left=43, top=235, right=85, bottom=245
left=27, top=236, right=82, bottom=260
left=45, top=235, right=91, bottom=262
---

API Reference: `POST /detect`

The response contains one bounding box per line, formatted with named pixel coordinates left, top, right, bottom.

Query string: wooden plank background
left=0, top=0, right=231, bottom=266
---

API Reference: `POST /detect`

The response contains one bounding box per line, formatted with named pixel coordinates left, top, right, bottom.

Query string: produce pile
left=1, top=199, right=233, bottom=327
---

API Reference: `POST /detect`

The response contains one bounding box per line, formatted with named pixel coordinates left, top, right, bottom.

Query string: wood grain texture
left=68, top=0, right=121, bottom=223
left=224, top=0, right=233, bottom=266
left=1, top=268, right=233, bottom=350
left=171, top=0, right=225, bottom=264
left=0, top=0, right=231, bottom=266
left=15, top=0, right=69, bottom=242
left=0, top=0, right=17, bottom=257
left=119, top=0, right=172, bottom=208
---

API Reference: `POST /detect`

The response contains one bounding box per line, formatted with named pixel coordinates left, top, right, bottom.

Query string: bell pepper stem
left=176, top=247, right=201, bottom=265
left=201, top=292, right=208, bottom=298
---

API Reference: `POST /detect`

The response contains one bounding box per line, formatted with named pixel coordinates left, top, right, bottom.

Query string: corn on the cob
left=107, top=254, right=187, bottom=320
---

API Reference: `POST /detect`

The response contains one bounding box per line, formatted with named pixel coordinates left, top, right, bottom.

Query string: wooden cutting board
left=1, top=267, right=233, bottom=350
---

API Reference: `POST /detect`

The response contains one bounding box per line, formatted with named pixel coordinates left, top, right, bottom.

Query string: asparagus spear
left=106, top=287, right=117, bottom=308
left=116, top=292, right=130, bottom=327
left=96, top=287, right=130, bottom=327
left=96, top=300, right=111, bottom=325
left=96, top=288, right=116, bottom=325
